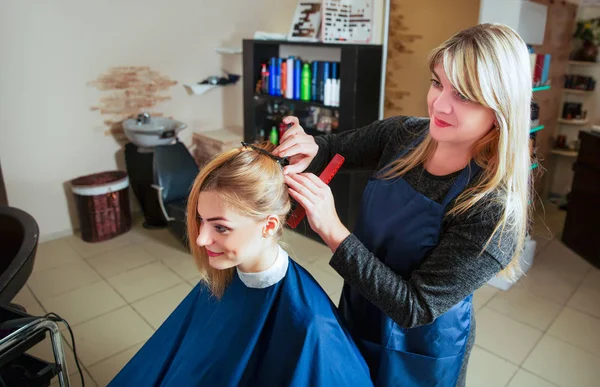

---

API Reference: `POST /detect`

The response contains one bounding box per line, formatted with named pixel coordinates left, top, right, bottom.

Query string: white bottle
left=286, top=57, right=294, bottom=99
left=333, top=79, right=340, bottom=107
left=324, top=78, right=332, bottom=106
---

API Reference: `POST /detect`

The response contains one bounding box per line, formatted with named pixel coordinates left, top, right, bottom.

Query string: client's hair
left=186, top=141, right=291, bottom=298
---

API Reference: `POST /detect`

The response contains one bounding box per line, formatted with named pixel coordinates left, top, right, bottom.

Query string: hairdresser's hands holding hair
left=272, top=116, right=319, bottom=175
left=284, top=172, right=351, bottom=253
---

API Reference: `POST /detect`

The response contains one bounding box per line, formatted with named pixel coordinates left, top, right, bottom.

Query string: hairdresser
left=273, top=24, right=532, bottom=387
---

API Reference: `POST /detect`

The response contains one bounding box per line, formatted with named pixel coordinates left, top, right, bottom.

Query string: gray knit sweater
left=308, top=116, right=516, bottom=328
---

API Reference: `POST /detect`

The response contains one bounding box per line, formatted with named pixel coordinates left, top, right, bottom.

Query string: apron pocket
left=363, top=340, right=463, bottom=387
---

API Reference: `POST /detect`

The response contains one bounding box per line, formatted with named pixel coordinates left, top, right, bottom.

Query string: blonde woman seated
left=109, top=142, right=373, bottom=386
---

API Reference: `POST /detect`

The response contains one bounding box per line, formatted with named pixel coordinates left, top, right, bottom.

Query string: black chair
left=0, top=206, right=39, bottom=308
left=152, top=142, right=199, bottom=246
left=0, top=207, right=70, bottom=386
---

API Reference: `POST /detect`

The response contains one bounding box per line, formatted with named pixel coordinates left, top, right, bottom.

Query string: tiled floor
left=14, top=204, right=599, bottom=387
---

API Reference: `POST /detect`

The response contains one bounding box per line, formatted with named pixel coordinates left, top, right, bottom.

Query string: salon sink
left=123, top=115, right=187, bottom=149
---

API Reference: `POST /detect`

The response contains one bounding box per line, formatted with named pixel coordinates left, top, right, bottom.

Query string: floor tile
left=486, top=286, right=563, bottom=331
left=161, top=251, right=199, bottom=281
left=514, top=264, right=580, bottom=305
left=567, top=269, right=600, bottom=319
left=40, top=281, right=127, bottom=327
left=523, top=335, right=600, bottom=387
left=475, top=307, right=543, bottom=365
left=303, top=263, right=344, bottom=296
left=86, top=244, right=157, bottom=278
left=71, top=306, right=153, bottom=367
left=466, top=346, right=518, bottom=387
left=65, top=233, right=134, bottom=259
left=547, top=307, right=600, bottom=356
left=473, top=285, right=498, bottom=312
left=22, top=298, right=47, bottom=316
left=187, top=276, right=201, bottom=286
left=12, top=285, right=39, bottom=308
left=507, top=369, right=558, bottom=387
left=88, top=344, right=143, bottom=386
left=137, top=236, right=189, bottom=261
left=534, top=240, right=592, bottom=284
left=34, top=238, right=82, bottom=273
left=27, top=260, right=102, bottom=301
left=132, top=283, right=192, bottom=329
left=107, top=262, right=183, bottom=303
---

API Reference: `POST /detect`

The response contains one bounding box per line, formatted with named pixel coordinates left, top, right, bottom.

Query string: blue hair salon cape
left=108, top=257, right=373, bottom=386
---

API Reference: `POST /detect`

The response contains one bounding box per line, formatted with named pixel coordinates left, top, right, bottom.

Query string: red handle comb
left=287, top=154, right=345, bottom=229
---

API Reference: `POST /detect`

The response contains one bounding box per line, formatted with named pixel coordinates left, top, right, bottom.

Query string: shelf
left=533, top=85, right=551, bottom=92
left=253, top=94, right=339, bottom=110
left=568, top=60, right=600, bottom=66
left=551, top=149, right=578, bottom=157
left=557, top=118, right=589, bottom=125
left=563, top=89, right=595, bottom=95
left=247, top=39, right=381, bottom=49
left=530, top=125, right=544, bottom=134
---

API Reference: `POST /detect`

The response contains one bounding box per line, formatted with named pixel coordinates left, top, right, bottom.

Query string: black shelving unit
left=243, top=39, right=383, bottom=140
left=242, top=39, right=383, bottom=243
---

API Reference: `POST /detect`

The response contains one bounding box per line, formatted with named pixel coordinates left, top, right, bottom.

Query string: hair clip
left=241, top=142, right=290, bottom=167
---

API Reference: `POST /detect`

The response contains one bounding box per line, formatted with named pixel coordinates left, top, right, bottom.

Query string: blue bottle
left=275, top=58, right=283, bottom=96
left=321, top=62, right=330, bottom=102
left=269, top=57, right=277, bottom=96
left=311, top=61, right=319, bottom=101
left=294, top=59, right=302, bottom=100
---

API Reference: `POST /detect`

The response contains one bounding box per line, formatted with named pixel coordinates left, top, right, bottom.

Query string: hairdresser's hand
left=272, top=116, right=318, bottom=175
left=285, top=173, right=350, bottom=253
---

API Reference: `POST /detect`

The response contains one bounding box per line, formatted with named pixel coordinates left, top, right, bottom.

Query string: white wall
left=0, top=0, right=387, bottom=240
left=0, top=0, right=299, bottom=240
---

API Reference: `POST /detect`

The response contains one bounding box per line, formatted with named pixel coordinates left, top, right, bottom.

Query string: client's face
left=195, top=191, right=266, bottom=270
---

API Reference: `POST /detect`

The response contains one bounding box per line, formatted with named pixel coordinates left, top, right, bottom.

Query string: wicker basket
left=71, top=171, right=132, bottom=243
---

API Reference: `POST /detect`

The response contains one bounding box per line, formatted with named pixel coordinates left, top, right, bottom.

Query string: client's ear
left=262, top=215, right=281, bottom=238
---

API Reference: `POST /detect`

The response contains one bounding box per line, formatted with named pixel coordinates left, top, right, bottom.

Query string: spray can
left=269, top=126, right=279, bottom=145
left=301, top=63, right=311, bottom=101
left=294, top=59, right=302, bottom=100
left=311, top=61, right=319, bottom=101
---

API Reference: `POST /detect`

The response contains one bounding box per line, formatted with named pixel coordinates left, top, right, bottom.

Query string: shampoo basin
left=123, top=114, right=187, bottom=149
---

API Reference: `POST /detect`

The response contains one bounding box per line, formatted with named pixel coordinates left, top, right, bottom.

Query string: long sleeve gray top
left=307, top=116, right=517, bottom=328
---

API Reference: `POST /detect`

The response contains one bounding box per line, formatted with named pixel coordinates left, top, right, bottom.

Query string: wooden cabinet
left=562, top=131, right=600, bottom=268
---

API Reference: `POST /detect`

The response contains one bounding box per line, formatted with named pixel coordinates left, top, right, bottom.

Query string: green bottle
left=269, top=126, right=279, bottom=145
left=301, top=63, right=311, bottom=101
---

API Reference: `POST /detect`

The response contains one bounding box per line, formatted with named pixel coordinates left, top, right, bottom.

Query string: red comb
left=287, top=154, right=345, bottom=229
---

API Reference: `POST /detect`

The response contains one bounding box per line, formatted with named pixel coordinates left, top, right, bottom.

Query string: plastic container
left=71, top=171, right=132, bottom=243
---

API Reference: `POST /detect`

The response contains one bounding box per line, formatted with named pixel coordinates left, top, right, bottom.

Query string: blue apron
left=339, top=141, right=480, bottom=387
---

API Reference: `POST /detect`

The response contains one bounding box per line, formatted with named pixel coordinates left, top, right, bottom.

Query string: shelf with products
left=243, top=39, right=383, bottom=245
left=557, top=118, right=589, bottom=125
left=243, top=39, right=381, bottom=143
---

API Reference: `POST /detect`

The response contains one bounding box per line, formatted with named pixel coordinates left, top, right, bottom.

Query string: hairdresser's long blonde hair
left=381, top=23, right=532, bottom=279
left=186, top=142, right=291, bottom=298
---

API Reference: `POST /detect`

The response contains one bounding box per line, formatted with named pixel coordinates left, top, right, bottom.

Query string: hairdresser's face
left=195, top=191, right=269, bottom=271
left=427, top=63, right=496, bottom=147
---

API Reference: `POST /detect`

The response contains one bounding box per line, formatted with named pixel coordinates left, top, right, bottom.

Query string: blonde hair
left=381, top=23, right=532, bottom=279
left=186, top=142, right=291, bottom=298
